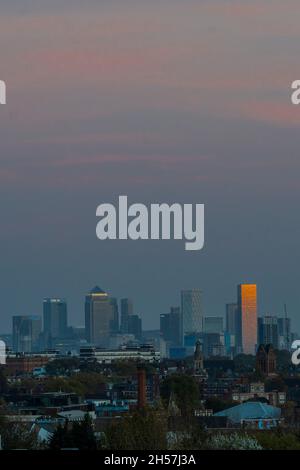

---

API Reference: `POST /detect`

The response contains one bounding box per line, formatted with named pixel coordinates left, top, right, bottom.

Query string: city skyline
left=2, top=280, right=296, bottom=335
left=6, top=283, right=297, bottom=354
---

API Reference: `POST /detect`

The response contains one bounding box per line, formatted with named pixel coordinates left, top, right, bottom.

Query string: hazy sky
left=0, top=0, right=300, bottom=332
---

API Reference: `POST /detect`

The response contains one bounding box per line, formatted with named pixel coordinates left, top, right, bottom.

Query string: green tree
left=172, top=421, right=208, bottom=450
left=49, top=415, right=97, bottom=450
left=160, top=375, right=200, bottom=416
left=71, top=414, right=97, bottom=450
left=49, top=422, right=71, bottom=450
left=45, top=358, right=81, bottom=376
left=104, top=408, right=167, bottom=450
left=0, top=367, right=8, bottom=394
left=233, top=354, right=256, bottom=373
left=0, top=416, right=39, bottom=449
left=253, top=429, right=300, bottom=450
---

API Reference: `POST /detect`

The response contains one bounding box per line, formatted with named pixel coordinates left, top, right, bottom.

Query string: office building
left=120, top=298, right=133, bottom=334
left=110, top=297, right=119, bottom=334
left=278, top=317, right=291, bottom=350
left=160, top=306, right=181, bottom=346
left=203, top=332, right=225, bottom=357
left=226, top=303, right=239, bottom=335
left=204, top=316, right=224, bottom=334
left=258, top=316, right=279, bottom=349
left=85, top=286, right=114, bottom=347
left=13, top=315, right=42, bottom=353
left=225, top=302, right=240, bottom=352
left=237, top=284, right=257, bottom=355
left=181, top=289, right=203, bottom=340
left=43, top=298, right=68, bottom=343
left=128, top=314, right=142, bottom=341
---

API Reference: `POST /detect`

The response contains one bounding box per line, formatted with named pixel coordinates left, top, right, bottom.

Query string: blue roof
left=214, top=401, right=281, bottom=423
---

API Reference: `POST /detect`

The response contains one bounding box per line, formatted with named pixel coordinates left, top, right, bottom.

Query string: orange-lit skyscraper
left=237, top=284, right=257, bottom=355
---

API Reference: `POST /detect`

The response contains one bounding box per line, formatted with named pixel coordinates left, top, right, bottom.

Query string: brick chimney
left=137, top=367, right=146, bottom=409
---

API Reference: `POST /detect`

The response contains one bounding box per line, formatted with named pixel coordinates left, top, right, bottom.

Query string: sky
left=0, top=0, right=300, bottom=332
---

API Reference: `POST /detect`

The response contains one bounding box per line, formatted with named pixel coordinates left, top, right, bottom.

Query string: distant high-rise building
left=181, top=289, right=203, bottom=341
left=204, top=316, right=223, bottom=334
left=128, top=314, right=142, bottom=340
left=278, top=317, right=291, bottom=350
left=13, top=315, right=42, bottom=353
left=258, top=316, right=279, bottom=349
left=110, top=297, right=119, bottom=333
left=85, top=286, right=114, bottom=347
left=120, top=298, right=133, bottom=334
left=203, top=332, right=225, bottom=357
left=160, top=307, right=181, bottom=347
left=43, top=298, right=67, bottom=346
left=237, top=284, right=257, bottom=355
left=226, top=303, right=238, bottom=333
left=226, top=302, right=240, bottom=353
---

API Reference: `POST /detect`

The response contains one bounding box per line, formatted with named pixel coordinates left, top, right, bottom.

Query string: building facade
left=120, top=298, right=133, bottom=334
left=204, top=316, right=224, bottom=334
left=85, top=286, right=114, bottom=347
left=258, top=316, right=279, bottom=349
left=12, top=315, right=42, bottom=353
left=43, top=298, right=68, bottom=344
left=160, top=306, right=181, bottom=347
left=181, top=289, right=203, bottom=341
left=237, top=284, right=257, bottom=355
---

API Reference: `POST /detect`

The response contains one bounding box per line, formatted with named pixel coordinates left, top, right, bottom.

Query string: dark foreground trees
left=0, top=416, right=39, bottom=449
left=49, top=414, right=97, bottom=450
left=160, top=374, right=200, bottom=416
left=104, top=407, right=168, bottom=450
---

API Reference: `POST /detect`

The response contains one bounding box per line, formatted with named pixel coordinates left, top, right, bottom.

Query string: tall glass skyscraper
left=43, top=298, right=68, bottom=342
left=120, top=298, right=133, bottom=334
left=226, top=302, right=241, bottom=351
left=258, top=315, right=279, bottom=349
left=85, top=286, right=114, bottom=347
left=109, top=297, right=119, bottom=333
left=160, top=306, right=181, bottom=347
left=237, top=284, right=257, bottom=355
left=181, top=289, right=203, bottom=340
left=13, top=315, right=42, bottom=353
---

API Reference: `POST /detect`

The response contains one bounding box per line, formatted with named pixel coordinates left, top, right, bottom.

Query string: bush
left=206, top=433, right=262, bottom=450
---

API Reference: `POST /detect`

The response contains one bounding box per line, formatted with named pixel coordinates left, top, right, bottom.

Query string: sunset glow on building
left=238, top=284, right=257, bottom=355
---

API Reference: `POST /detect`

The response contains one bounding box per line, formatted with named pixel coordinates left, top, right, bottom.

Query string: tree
left=0, top=416, right=39, bottom=449
left=71, top=414, right=97, bottom=450
left=206, top=433, right=262, bottom=450
left=233, top=354, right=256, bottom=373
left=253, top=429, right=300, bottom=450
left=49, top=414, right=97, bottom=450
left=160, top=375, right=200, bottom=416
left=171, top=421, right=208, bottom=450
left=275, top=349, right=293, bottom=374
left=49, top=422, right=71, bottom=450
left=45, top=358, right=81, bottom=376
left=104, top=408, right=167, bottom=450
left=0, top=368, right=8, bottom=394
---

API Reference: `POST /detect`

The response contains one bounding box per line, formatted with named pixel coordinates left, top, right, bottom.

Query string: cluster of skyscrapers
left=160, top=284, right=293, bottom=359
left=9, top=283, right=294, bottom=357
left=11, top=287, right=142, bottom=353
left=13, top=298, right=68, bottom=352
